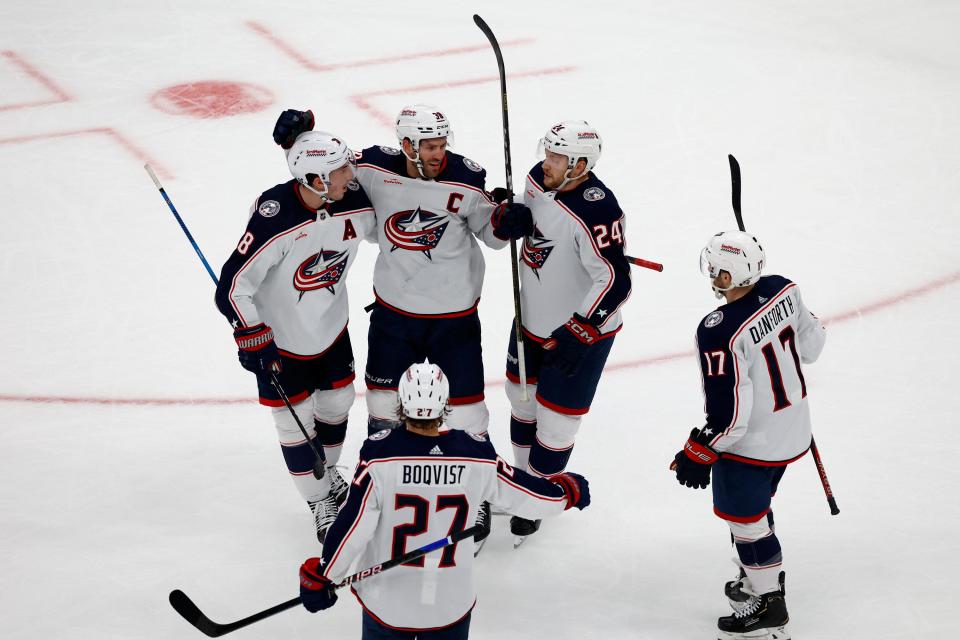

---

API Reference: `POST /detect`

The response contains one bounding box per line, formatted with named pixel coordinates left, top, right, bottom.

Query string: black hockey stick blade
left=169, top=589, right=300, bottom=638
left=728, top=154, right=745, bottom=232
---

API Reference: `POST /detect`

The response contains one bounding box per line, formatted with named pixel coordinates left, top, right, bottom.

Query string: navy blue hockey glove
left=491, top=202, right=534, bottom=240
left=299, top=557, right=338, bottom=613
left=551, top=472, right=591, bottom=510
left=670, top=427, right=719, bottom=489
left=542, top=314, right=600, bottom=377
left=273, top=109, right=314, bottom=149
left=489, top=187, right=513, bottom=203
left=234, top=323, right=282, bottom=374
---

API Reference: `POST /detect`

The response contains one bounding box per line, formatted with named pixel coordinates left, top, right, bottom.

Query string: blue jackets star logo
left=294, top=249, right=348, bottom=299
left=384, top=207, right=449, bottom=260
left=521, top=224, right=554, bottom=279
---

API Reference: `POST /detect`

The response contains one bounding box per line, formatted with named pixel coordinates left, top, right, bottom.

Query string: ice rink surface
left=2, top=1, right=958, bottom=638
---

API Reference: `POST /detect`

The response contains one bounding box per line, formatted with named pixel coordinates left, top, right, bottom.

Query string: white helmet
left=395, top=104, right=454, bottom=178
left=537, top=120, right=602, bottom=189
left=700, top=230, right=766, bottom=297
left=398, top=359, right=450, bottom=420
left=286, top=131, right=356, bottom=201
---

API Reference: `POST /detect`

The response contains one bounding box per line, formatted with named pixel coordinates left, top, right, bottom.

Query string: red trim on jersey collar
left=293, top=182, right=328, bottom=217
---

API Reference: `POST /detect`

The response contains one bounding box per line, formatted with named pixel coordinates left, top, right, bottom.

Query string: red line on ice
left=0, top=127, right=172, bottom=179
left=245, top=21, right=533, bottom=72
left=2, top=271, right=957, bottom=406
left=350, top=67, right=576, bottom=127
left=0, top=50, right=71, bottom=111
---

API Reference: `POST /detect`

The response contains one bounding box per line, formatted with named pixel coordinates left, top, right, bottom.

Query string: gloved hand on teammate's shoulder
left=491, top=201, right=533, bottom=240
left=234, top=323, right=283, bottom=374
left=550, top=472, right=591, bottom=510
left=489, top=187, right=513, bottom=203
left=299, top=557, right=338, bottom=613
left=670, top=427, right=719, bottom=490
left=542, top=314, right=600, bottom=377
left=273, top=109, right=315, bottom=149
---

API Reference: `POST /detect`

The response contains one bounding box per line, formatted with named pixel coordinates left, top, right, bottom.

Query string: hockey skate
left=308, top=495, right=339, bottom=544
left=510, top=516, right=541, bottom=549
left=717, top=589, right=790, bottom=640
left=327, top=466, right=349, bottom=508
left=473, top=501, right=492, bottom=556
left=726, top=568, right=785, bottom=611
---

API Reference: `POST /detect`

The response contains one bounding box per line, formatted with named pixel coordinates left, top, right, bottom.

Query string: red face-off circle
left=151, top=81, right=273, bottom=118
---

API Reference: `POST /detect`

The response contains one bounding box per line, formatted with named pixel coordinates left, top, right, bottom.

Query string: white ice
left=1, top=1, right=958, bottom=638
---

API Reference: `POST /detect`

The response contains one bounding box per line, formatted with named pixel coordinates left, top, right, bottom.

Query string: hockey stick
left=474, top=14, right=529, bottom=402
left=169, top=524, right=483, bottom=637
left=726, top=155, right=838, bottom=515
left=625, top=255, right=663, bottom=272
left=144, top=164, right=326, bottom=481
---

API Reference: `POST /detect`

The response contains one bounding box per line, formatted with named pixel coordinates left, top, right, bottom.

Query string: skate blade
left=718, top=624, right=790, bottom=640
left=513, top=535, right=532, bottom=549
left=474, top=537, right=488, bottom=557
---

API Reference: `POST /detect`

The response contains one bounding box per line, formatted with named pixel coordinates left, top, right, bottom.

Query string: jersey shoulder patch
left=248, top=180, right=313, bottom=232
left=368, top=428, right=392, bottom=441
left=558, top=175, right=622, bottom=224
left=358, top=144, right=406, bottom=175
left=437, top=151, right=487, bottom=189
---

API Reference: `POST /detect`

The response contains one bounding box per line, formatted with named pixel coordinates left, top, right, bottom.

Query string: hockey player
left=215, top=131, right=376, bottom=543
left=498, top=120, right=631, bottom=540
left=273, top=106, right=532, bottom=545
left=297, top=360, right=590, bottom=639
left=272, top=107, right=532, bottom=438
left=671, top=230, right=826, bottom=640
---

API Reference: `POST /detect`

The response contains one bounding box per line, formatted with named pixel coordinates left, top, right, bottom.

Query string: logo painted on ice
left=258, top=200, right=280, bottom=217
left=294, top=248, right=349, bottom=299
left=384, top=207, right=449, bottom=259
left=583, top=187, right=605, bottom=202
left=704, top=310, right=724, bottom=328
left=521, top=224, right=554, bottom=279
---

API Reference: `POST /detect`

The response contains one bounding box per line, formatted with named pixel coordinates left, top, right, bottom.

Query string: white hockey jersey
left=319, top=427, right=573, bottom=630
left=695, top=275, right=827, bottom=464
left=354, top=146, right=505, bottom=316
left=215, top=180, right=375, bottom=356
left=519, top=164, right=632, bottom=339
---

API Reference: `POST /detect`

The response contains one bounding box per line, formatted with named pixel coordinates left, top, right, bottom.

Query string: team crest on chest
left=258, top=200, right=281, bottom=217
left=704, top=310, right=724, bottom=328
left=384, top=207, right=449, bottom=260
left=294, top=248, right=349, bottom=298
left=583, top=187, right=605, bottom=202
left=521, top=224, right=555, bottom=279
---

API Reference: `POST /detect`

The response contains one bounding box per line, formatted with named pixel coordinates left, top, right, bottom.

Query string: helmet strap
left=402, top=140, right=430, bottom=180
left=298, top=179, right=330, bottom=206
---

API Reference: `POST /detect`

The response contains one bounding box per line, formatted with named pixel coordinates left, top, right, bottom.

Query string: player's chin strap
left=554, top=163, right=589, bottom=192
left=298, top=180, right=331, bottom=206
left=402, top=143, right=430, bottom=180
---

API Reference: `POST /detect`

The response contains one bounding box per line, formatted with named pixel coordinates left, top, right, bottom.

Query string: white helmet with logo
left=398, top=359, right=450, bottom=420
left=286, top=131, right=356, bottom=201
left=700, top=230, right=766, bottom=297
left=537, top=120, right=602, bottom=189
left=395, top=105, right=454, bottom=178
